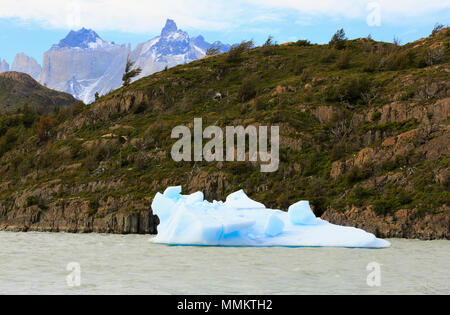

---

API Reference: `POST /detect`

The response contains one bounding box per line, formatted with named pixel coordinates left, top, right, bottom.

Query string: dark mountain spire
left=161, top=19, right=178, bottom=37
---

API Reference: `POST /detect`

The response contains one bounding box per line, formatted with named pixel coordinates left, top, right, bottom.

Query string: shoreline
left=1, top=206, right=448, bottom=240
left=0, top=230, right=447, bottom=244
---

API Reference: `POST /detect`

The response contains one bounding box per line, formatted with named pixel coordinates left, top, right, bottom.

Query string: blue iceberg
left=151, top=187, right=391, bottom=248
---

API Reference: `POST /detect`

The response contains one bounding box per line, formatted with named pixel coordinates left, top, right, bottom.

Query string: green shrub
left=20, top=105, right=39, bottom=128
left=239, top=75, right=258, bottom=102
left=132, top=102, right=148, bottom=114
left=336, top=50, right=351, bottom=69
left=255, top=97, right=268, bottom=111
left=262, top=36, right=278, bottom=56
left=431, top=23, right=445, bottom=36
left=373, top=199, right=395, bottom=215
left=371, top=110, right=382, bottom=122
left=26, top=196, right=48, bottom=210
left=385, top=50, right=415, bottom=70
left=0, top=128, right=18, bottom=156
left=363, top=53, right=379, bottom=72
left=423, top=47, right=446, bottom=66
left=321, top=49, right=337, bottom=63
left=345, top=166, right=373, bottom=185
left=352, top=186, right=375, bottom=200
left=263, top=35, right=276, bottom=47
left=397, top=190, right=413, bottom=206
left=324, top=75, right=371, bottom=104
left=227, top=40, right=254, bottom=63
left=295, top=40, right=312, bottom=47
left=89, top=199, right=100, bottom=215
left=206, top=45, right=222, bottom=56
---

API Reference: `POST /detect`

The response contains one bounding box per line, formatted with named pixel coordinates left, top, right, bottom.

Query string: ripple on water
left=0, top=232, right=448, bottom=294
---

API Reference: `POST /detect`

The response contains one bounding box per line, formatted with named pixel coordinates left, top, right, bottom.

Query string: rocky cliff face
left=0, top=194, right=158, bottom=234
left=39, top=20, right=231, bottom=104
left=11, top=53, right=42, bottom=81
left=0, top=59, right=9, bottom=72
left=40, top=29, right=129, bottom=104
left=322, top=206, right=449, bottom=240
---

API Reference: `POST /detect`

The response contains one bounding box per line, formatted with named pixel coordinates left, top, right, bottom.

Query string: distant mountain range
left=0, top=19, right=231, bottom=104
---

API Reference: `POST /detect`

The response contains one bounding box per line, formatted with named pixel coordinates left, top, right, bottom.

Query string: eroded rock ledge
left=1, top=202, right=448, bottom=240
left=0, top=201, right=158, bottom=234
left=322, top=206, right=449, bottom=240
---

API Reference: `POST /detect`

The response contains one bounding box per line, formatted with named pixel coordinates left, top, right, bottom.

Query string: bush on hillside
left=227, top=40, right=254, bottom=62
left=424, top=47, right=446, bottom=66
left=336, top=50, right=351, bottom=69
left=295, top=40, right=312, bottom=47
left=239, top=75, right=258, bottom=102
left=363, top=53, right=379, bottom=72
left=324, top=75, right=371, bottom=104
left=329, top=29, right=347, bottom=50
left=431, top=23, right=445, bottom=36
left=35, top=116, right=54, bottom=141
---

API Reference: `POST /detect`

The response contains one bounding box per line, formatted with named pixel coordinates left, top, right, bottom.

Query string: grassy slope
left=0, top=29, right=449, bottom=218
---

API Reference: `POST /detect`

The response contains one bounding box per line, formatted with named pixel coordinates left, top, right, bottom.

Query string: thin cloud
left=0, top=0, right=243, bottom=32
left=249, top=0, right=450, bottom=21
left=0, top=0, right=448, bottom=33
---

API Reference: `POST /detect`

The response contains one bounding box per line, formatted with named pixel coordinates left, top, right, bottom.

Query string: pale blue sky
left=0, top=0, right=449, bottom=65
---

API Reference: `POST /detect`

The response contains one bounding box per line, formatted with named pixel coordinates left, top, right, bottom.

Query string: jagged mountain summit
left=130, top=19, right=229, bottom=80
left=130, top=19, right=231, bottom=80
left=191, top=35, right=231, bottom=53
left=11, top=53, right=42, bottom=81
left=39, top=19, right=231, bottom=104
left=40, top=28, right=129, bottom=104
left=57, top=28, right=104, bottom=49
left=0, top=59, right=9, bottom=72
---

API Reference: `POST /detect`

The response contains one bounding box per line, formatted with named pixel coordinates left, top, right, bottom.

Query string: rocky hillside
left=0, top=28, right=448, bottom=239
left=0, top=72, right=81, bottom=113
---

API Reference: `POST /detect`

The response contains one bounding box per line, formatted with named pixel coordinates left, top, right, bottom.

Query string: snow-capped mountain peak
left=39, top=20, right=231, bottom=104
left=159, top=19, right=190, bottom=44
left=161, top=19, right=179, bottom=37
left=55, top=28, right=108, bottom=49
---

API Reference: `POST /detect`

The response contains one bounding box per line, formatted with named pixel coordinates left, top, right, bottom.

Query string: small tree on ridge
left=122, top=57, right=142, bottom=87
left=329, top=29, right=347, bottom=50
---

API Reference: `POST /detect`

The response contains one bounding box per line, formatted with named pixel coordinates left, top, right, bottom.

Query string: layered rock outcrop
left=322, top=206, right=449, bottom=240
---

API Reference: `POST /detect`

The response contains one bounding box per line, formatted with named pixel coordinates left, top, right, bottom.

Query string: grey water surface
left=0, top=232, right=448, bottom=294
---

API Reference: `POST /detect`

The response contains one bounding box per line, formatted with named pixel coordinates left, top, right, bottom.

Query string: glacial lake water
left=0, top=232, right=448, bottom=295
